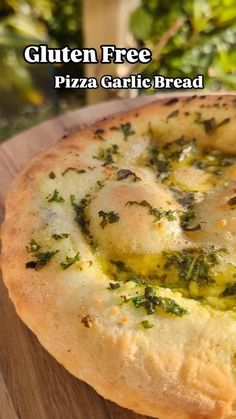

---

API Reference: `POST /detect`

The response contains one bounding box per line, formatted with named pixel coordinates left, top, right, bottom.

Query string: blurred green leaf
left=130, top=0, right=236, bottom=91
left=130, top=8, right=153, bottom=40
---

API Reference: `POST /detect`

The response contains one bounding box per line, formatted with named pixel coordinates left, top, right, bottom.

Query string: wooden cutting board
left=0, top=95, right=161, bottom=419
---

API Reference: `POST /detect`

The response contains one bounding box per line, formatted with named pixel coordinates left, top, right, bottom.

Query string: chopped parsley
left=170, top=186, right=196, bottom=208
left=52, top=233, right=69, bottom=240
left=148, top=137, right=196, bottom=181
left=49, top=171, right=56, bottom=179
left=220, top=284, right=236, bottom=298
left=62, top=167, right=86, bottom=176
left=108, top=282, right=121, bottom=290
left=163, top=246, right=225, bottom=286
left=132, top=286, right=188, bottom=317
left=94, top=128, right=106, bottom=141
left=180, top=210, right=201, bottom=232
left=61, top=252, right=80, bottom=269
left=110, top=260, right=141, bottom=283
left=141, top=320, right=154, bottom=329
left=117, top=169, right=141, bottom=182
left=70, top=194, right=90, bottom=235
left=98, top=210, right=120, bottom=229
left=120, top=122, right=135, bottom=141
left=163, top=137, right=196, bottom=161
left=195, top=114, right=230, bottom=134
left=46, top=189, right=65, bottom=203
left=26, top=250, right=59, bottom=270
left=125, top=200, right=176, bottom=222
left=149, top=145, right=170, bottom=181
left=26, top=239, right=41, bottom=253
left=167, top=110, right=179, bottom=119
left=164, top=98, right=178, bottom=106
left=228, top=197, right=236, bottom=207
left=93, top=144, right=119, bottom=166
left=96, top=180, right=104, bottom=190
left=191, top=148, right=235, bottom=174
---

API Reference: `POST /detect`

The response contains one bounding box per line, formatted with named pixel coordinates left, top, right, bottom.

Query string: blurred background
left=0, top=0, right=235, bottom=141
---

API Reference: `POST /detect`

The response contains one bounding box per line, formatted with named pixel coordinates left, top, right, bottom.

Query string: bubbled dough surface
left=193, top=181, right=236, bottom=253
left=88, top=181, right=186, bottom=257
left=2, top=94, right=236, bottom=419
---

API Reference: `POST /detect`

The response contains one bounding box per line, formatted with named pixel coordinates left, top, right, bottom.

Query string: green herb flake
left=46, top=189, right=65, bottom=203
left=167, top=110, right=179, bottom=120
left=52, top=233, right=69, bottom=240
left=95, top=128, right=106, bottom=141
left=180, top=210, right=201, bottom=232
left=170, top=186, right=196, bottom=208
left=120, top=122, right=135, bottom=141
left=98, top=210, right=120, bottom=229
left=49, top=171, right=56, bottom=179
left=141, top=320, right=154, bottom=329
left=26, top=250, right=59, bottom=270
left=125, top=200, right=176, bottom=222
left=61, top=252, right=80, bottom=270
left=108, top=282, right=121, bottom=290
left=220, top=283, right=236, bottom=298
left=195, top=115, right=230, bottom=135
left=70, top=194, right=91, bottom=235
left=117, top=169, right=141, bottom=182
left=163, top=246, right=225, bottom=286
left=132, top=286, right=188, bottom=317
left=26, top=239, right=41, bottom=253
left=149, top=146, right=170, bottom=181
left=93, top=144, right=119, bottom=166
left=227, top=197, right=236, bottom=207
left=62, top=167, right=86, bottom=176
left=96, top=180, right=104, bottom=190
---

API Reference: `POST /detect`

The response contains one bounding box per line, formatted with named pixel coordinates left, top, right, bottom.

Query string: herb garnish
left=46, top=189, right=65, bottom=203
left=132, top=286, right=188, bottom=316
left=52, top=233, right=69, bottom=240
left=141, top=320, right=154, bottom=329
left=26, top=239, right=41, bottom=253
left=110, top=260, right=141, bottom=283
left=180, top=210, right=201, bottom=232
left=170, top=186, right=196, bottom=208
left=167, top=110, right=179, bottom=119
left=164, top=98, right=178, bottom=106
left=191, top=148, right=234, bottom=173
left=148, top=138, right=195, bottom=181
left=117, top=169, right=141, bottom=182
left=227, top=197, right=236, bottom=207
left=49, top=171, right=56, bottom=179
left=62, top=167, right=86, bottom=176
left=126, top=200, right=176, bottom=223
left=93, top=144, right=119, bottom=166
left=95, top=128, right=106, bottom=141
left=70, top=194, right=90, bottom=235
left=195, top=114, right=230, bottom=134
left=220, top=283, right=236, bottom=297
left=149, top=145, right=170, bottom=180
left=163, top=246, right=225, bottom=286
left=26, top=250, right=59, bottom=270
left=98, top=210, right=120, bottom=229
left=120, top=122, right=135, bottom=141
left=108, top=282, right=121, bottom=290
left=61, top=252, right=80, bottom=269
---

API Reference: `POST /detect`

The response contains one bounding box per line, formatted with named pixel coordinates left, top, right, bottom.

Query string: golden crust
left=2, top=94, right=236, bottom=418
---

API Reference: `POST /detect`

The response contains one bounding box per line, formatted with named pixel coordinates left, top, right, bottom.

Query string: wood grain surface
left=0, top=95, right=160, bottom=419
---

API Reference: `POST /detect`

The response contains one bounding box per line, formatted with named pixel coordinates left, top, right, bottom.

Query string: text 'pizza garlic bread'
left=2, top=94, right=236, bottom=419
